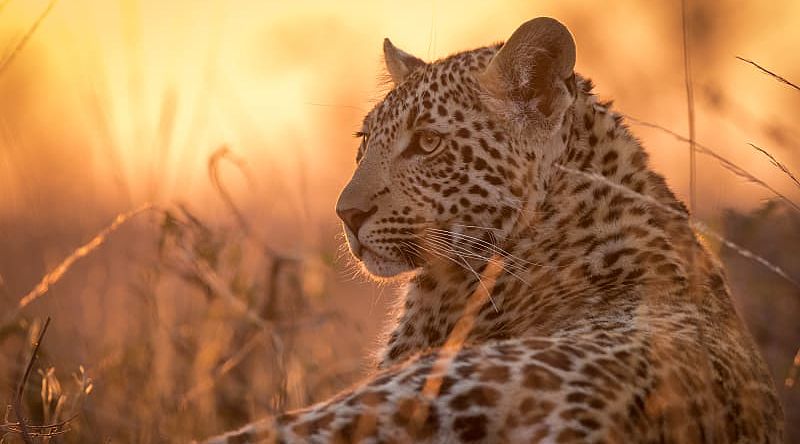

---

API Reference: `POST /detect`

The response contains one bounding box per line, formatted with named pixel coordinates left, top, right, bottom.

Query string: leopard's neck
left=379, top=80, right=718, bottom=369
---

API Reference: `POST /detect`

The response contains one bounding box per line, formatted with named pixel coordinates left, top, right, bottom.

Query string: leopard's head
left=337, top=17, right=577, bottom=278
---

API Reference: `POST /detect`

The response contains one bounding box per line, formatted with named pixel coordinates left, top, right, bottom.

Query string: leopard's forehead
left=363, top=45, right=501, bottom=132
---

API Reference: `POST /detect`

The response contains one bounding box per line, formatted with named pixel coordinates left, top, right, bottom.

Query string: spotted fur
left=204, top=17, right=783, bottom=443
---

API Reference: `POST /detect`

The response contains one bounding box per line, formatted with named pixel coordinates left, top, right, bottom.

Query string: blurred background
left=0, top=0, right=797, bottom=442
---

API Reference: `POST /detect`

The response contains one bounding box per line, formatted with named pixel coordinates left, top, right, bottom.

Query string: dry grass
left=1, top=318, right=91, bottom=443
left=680, top=0, right=697, bottom=214
left=623, top=114, right=800, bottom=215
left=737, top=57, right=800, bottom=399
left=3, top=128, right=798, bottom=443
left=747, top=142, right=800, bottom=191
left=1, top=204, right=156, bottom=332
left=556, top=165, right=800, bottom=291
left=0, top=0, right=58, bottom=76
left=736, top=57, right=800, bottom=93
left=0, top=3, right=798, bottom=442
left=0, top=143, right=356, bottom=441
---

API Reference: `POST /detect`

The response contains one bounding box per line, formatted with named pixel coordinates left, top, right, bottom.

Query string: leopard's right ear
left=383, top=38, right=425, bottom=84
left=478, top=17, right=576, bottom=139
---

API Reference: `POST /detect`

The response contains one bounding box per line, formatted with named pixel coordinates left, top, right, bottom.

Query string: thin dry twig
left=201, top=417, right=275, bottom=444
left=208, top=145, right=301, bottom=264
left=180, top=331, right=265, bottom=407
left=410, top=261, right=501, bottom=428
left=11, top=317, right=51, bottom=444
left=1, top=203, right=156, bottom=330
left=19, top=203, right=154, bottom=308
left=208, top=146, right=256, bottom=238
left=736, top=56, right=800, bottom=93
left=747, top=142, right=800, bottom=191
left=680, top=0, right=697, bottom=214
left=0, top=0, right=59, bottom=76
left=174, top=245, right=290, bottom=415
left=183, top=251, right=270, bottom=331
left=692, top=219, right=800, bottom=289
left=623, top=114, right=800, bottom=215
left=555, top=165, right=800, bottom=291
left=0, top=414, right=76, bottom=435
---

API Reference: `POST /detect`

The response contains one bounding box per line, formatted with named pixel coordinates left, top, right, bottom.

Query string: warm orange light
left=0, top=0, right=798, bottom=217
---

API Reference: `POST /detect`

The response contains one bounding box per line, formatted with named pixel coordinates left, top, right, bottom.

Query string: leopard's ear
left=383, top=38, right=425, bottom=84
left=478, top=17, right=576, bottom=137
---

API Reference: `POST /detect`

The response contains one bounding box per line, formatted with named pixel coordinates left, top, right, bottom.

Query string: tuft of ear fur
left=478, top=17, right=576, bottom=139
left=383, top=38, right=425, bottom=84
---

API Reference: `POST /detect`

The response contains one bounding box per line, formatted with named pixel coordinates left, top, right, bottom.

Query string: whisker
left=428, top=236, right=531, bottom=287
left=420, top=234, right=531, bottom=288
left=405, top=239, right=473, bottom=276
left=395, top=243, right=419, bottom=268
left=400, top=241, right=427, bottom=263
left=497, top=196, right=544, bottom=215
left=446, top=247, right=500, bottom=313
left=449, top=223, right=504, bottom=232
left=424, top=233, right=532, bottom=277
left=423, top=232, right=543, bottom=287
left=425, top=228, right=548, bottom=269
left=423, top=230, right=533, bottom=274
left=415, top=235, right=499, bottom=312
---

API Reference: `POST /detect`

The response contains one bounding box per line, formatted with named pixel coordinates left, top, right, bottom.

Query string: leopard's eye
left=418, top=130, right=442, bottom=153
left=354, top=131, right=369, bottom=163
left=405, top=129, right=443, bottom=157
left=354, top=131, right=369, bottom=143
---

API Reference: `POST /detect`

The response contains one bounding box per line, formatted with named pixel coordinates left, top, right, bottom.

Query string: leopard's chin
left=360, top=247, right=417, bottom=279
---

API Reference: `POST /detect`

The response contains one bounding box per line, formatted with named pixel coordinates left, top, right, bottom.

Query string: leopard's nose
left=336, top=206, right=377, bottom=236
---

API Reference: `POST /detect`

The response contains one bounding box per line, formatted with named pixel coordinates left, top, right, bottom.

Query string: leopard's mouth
left=343, top=224, right=420, bottom=277
left=359, top=246, right=416, bottom=278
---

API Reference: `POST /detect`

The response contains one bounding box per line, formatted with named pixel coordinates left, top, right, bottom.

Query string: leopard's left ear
left=383, top=38, right=425, bottom=84
left=479, top=17, right=576, bottom=138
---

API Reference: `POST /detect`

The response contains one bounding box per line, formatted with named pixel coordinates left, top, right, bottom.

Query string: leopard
left=203, top=17, right=784, bottom=443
